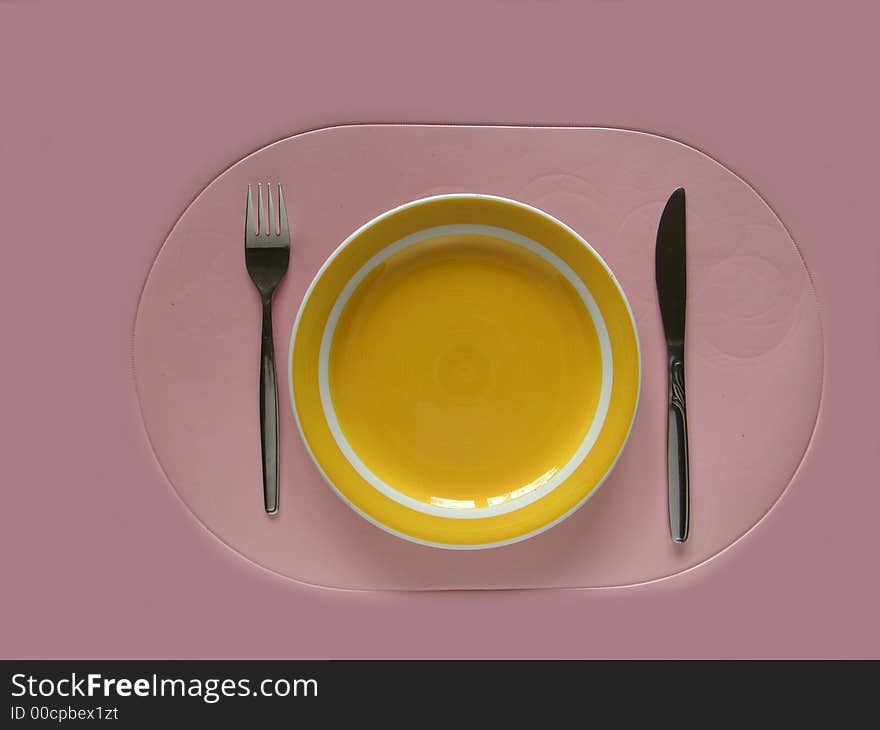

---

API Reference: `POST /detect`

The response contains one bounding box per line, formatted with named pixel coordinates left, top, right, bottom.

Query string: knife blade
left=655, top=187, right=689, bottom=543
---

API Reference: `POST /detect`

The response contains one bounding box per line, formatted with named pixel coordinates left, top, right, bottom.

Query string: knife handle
left=666, top=351, right=689, bottom=542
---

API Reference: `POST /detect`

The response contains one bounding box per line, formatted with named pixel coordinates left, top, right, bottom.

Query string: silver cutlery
left=655, top=187, right=689, bottom=542
left=245, top=183, right=290, bottom=515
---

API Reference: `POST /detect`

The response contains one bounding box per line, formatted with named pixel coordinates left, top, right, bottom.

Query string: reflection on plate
left=290, top=194, right=640, bottom=548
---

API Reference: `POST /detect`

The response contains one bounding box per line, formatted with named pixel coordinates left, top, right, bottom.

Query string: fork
left=245, top=183, right=290, bottom=515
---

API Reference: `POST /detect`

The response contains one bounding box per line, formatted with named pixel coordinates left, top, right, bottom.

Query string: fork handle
left=259, top=296, right=279, bottom=515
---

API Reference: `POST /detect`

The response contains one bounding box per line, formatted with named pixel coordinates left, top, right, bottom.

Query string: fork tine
left=245, top=185, right=255, bottom=235
left=258, top=183, right=266, bottom=235
left=267, top=182, right=276, bottom=235
left=278, top=184, right=289, bottom=238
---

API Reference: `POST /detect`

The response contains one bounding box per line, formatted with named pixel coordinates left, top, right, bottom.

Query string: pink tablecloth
left=2, top=0, right=878, bottom=658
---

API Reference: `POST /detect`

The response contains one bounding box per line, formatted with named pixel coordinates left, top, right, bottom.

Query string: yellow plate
left=290, top=194, right=640, bottom=548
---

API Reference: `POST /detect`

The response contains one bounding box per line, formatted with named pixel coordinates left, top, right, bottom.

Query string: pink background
left=1, top=0, right=878, bottom=657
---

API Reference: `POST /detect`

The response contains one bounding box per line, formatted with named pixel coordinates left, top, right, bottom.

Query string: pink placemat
left=133, top=124, right=822, bottom=590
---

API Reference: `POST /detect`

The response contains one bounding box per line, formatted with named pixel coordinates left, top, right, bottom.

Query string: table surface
left=2, top=0, right=878, bottom=659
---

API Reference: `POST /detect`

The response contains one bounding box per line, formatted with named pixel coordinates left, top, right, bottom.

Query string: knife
left=655, top=187, right=689, bottom=543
